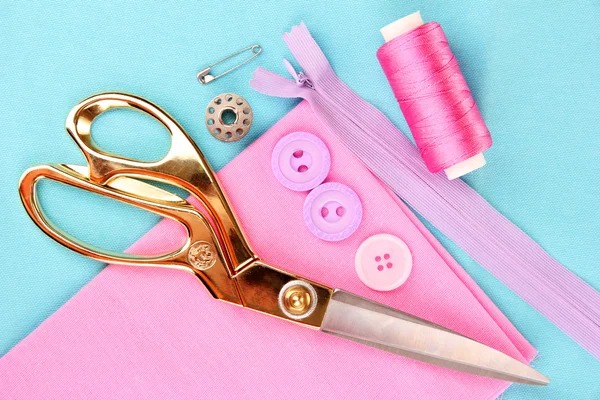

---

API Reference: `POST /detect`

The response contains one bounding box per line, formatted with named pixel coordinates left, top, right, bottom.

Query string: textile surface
left=0, top=102, right=535, bottom=399
left=1, top=1, right=599, bottom=398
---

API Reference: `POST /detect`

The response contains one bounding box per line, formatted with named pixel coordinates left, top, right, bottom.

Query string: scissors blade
left=320, top=290, right=549, bottom=386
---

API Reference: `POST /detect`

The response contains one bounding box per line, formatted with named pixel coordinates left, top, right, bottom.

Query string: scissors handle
left=65, top=92, right=256, bottom=271
left=18, top=163, right=242, bottom=304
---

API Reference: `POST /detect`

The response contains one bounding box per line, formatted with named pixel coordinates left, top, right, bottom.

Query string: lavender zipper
left=250, top=22, right=600, bottom=360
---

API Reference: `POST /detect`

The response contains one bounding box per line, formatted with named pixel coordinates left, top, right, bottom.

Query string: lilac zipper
left=250, top=22, right=600, bottom=360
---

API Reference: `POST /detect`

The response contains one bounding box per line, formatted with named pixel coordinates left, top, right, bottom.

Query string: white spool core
left=380, top=11, right=487, bottom=180
left=380, top=10, right=425, bottom=40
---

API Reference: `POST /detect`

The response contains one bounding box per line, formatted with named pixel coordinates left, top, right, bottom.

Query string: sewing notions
left=198, top=45, right=262, bottom=84
left=206, top=93, right=253, bottom=142
left=377, top=15, right=492, bottom=179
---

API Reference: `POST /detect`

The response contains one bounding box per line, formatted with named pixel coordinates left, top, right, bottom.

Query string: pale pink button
left=355, top=234, right=412, bottom=291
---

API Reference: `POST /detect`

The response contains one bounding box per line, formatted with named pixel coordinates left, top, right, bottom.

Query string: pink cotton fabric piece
left=0, top=102, right=536, bottom=399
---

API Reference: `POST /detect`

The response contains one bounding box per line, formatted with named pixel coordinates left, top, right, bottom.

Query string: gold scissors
left=19, top=92, right=549, bottom=386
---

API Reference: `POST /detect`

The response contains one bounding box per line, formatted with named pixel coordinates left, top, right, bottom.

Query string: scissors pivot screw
left=278, top=280, right=318, bottom=320
left=188, top=241, right=217, bottom=271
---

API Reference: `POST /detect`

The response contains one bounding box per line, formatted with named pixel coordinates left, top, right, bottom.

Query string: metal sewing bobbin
left=205, top=93, right=253, bottom=142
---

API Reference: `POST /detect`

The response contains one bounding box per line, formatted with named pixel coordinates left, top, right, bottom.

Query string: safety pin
left=197, top=44, right=262, bottom=84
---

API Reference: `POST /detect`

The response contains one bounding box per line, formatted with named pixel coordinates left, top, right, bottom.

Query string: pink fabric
left=0, top=102, right=536, bottom=399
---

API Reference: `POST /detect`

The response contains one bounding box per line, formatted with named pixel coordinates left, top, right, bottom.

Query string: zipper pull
left=283, top=59, right=315, bottom=89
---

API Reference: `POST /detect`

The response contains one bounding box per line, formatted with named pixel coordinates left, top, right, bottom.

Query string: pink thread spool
left=378, top=11, right=492, bottom=179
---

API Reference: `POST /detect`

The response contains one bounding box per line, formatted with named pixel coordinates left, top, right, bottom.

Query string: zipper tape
left=250, top=22, right=600, bottom=360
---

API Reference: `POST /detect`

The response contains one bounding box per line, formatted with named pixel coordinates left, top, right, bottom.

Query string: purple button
left=355, top=234, right=412, bottom=291
left=303, top=183, right=362, bottom=241
left=272, top=132, right=330, bottom=191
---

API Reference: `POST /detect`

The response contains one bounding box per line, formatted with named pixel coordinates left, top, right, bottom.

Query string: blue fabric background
left=1, top=1, right=598, bottom=398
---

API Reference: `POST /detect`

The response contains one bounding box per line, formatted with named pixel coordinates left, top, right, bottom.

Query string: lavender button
left=272, top=132, right=330, bottom=191
left=304, top=183, right=362, bottom=241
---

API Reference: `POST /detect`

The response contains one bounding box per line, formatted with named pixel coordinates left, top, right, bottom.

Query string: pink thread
left=377, top=22, right=492, bottom=173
